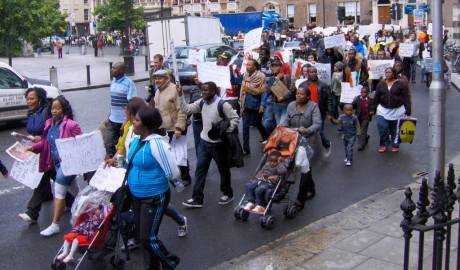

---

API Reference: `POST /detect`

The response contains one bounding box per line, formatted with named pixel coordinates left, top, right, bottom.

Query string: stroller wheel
left=260, top=215, right=276, bottom=230
left=51, top=260, right=66, bottom=270
left=284, top=203, right=299, bottom=219
left=240, top=208, right=250, bottom=221
left=234, top=207, right=242, bottom=220
left=110, top=255, right=125, bottom=268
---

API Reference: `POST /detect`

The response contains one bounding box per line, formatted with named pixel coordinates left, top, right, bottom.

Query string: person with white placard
left=27, top=96, right=82, bottom=237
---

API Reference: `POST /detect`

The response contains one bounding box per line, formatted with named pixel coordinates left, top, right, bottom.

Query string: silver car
left=0, top=62, right=61, bottom=123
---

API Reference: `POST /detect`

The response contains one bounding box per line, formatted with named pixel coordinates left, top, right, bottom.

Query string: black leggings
left=132, top=190, right=179, bottom=270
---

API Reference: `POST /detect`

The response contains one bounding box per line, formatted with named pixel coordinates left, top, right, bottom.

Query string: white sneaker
left=344, top=158, right=348, bottom=163
left=18, top=213, right=37, bottom=224
left=243, top=202, right=255, bottom=211
left=346, top=161, right=352, bottom=166
left=177, top=216, right=188, bottom=237
left=218, top=195, right=234, bottom=205
left=62, top=254, right=74, bottom=263
left=56, top=251, right=68, bottom=261
left=323, top=142, right=332, bottom=158
left=40, top=223, right=60, bottom=237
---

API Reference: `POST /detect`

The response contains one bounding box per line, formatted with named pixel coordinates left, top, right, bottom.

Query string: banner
left=188, top=49, right=207, bottom=65
left=324, top=34, right=346, bottom=49
left=10, top=154, right=43, bottom=189
left=56, top=131, right=106, bottom=176
left=197, top=62, right=231, bottom=90
left=368, top=60, right=394, bottom=80
left=399, top=43, right=416, bottom=58
left=358, top=24, right=382, bottom=37
left=340, top=83, right=362, bottom=104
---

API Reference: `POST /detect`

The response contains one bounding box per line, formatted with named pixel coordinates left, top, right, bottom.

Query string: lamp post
left=123, top=0, right=134, bottom=75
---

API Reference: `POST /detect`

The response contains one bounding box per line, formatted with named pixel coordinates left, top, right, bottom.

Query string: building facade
left=169, top=0, right=240, bottom=16
left=372, top=0, right=456, bottom=29
left=59, top=0, right=103, bottom=35
left=239, top=0, right=372, bottom=28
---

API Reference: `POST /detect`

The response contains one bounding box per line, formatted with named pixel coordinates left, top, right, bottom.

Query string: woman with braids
left=27, top=96, right=82, bottom=236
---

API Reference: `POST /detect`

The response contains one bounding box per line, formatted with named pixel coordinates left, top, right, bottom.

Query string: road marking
left=0, top=185, right=26, bottom=196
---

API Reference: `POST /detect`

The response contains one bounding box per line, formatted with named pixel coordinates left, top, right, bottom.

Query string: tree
left=93, top=0, right=144, bottom=32
left=0, top=0, right=66, bottom=64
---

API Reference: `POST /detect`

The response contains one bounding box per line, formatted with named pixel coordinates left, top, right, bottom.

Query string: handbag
left=110, top=140, right=146, bottom=212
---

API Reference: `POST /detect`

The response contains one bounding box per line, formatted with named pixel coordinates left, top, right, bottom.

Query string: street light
left=123, top=0, right=135, bottom=75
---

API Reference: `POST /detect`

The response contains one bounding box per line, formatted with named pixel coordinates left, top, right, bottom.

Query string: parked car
left=165, top=44, right=242, bottom=85
left=0, top=62, right=62, bottom=123
left=231, top=41, right=244, bottom=52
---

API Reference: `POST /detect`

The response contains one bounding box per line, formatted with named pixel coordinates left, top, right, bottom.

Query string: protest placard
left=244, top=27, right=263, bottom=53
left=10, top=154, right=43, bottom=189
left=424, top=58, right=433, bottom=72
left=188, top=49, right=206, bottom=65
left=358, top=24, right=382, bottom=37
left=197, top=62, right=231, bottom=90
left=323, top=27, right=338, bottom=37
left=324, top=34, right=346, bottom=49
left=56, top=131, right=106, bottom=176
left=6, top=141, right=34, bottom=162
left=89, top=165, right=126, bottom=193
left=340, top=83, right=362, bottom=103
left=315, top=63, right=332, bottom=85
left=399, top=43, right=416, bottom=58
left=368, top=60, right=394, bottom=80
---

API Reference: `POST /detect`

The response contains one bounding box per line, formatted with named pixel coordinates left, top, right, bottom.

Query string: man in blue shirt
left=105, top=62, right=138, bottom=157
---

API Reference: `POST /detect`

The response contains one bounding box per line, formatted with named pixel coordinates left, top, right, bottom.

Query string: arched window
left=245, top=6, right=257, bottom=12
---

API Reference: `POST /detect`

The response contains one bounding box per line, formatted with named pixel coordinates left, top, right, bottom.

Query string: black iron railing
left=401, top=164, right=460, bottom=270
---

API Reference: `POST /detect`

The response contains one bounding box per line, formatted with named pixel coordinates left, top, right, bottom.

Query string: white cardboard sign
left=340, top=83, right=362, bottom=104
left=10, top=154, right=43, bottom=189
left=368, top=60, right=394, bottom=80
left=244, top=27, right=263, bottom=53
left=324, top=34, right=346, bottom=49
left=399, top=43, right=416, bottom=58
left=56, top=131, right=106, bottom=176
left=89, top=165, right=126, bottom=193
left=197, top=62, right=231, bottom=90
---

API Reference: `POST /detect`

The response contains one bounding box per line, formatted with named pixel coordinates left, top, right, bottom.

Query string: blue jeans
left=244, top=181, right=274, bottom=206
left=193, top=140, right=233, bottom=203
left=55, top=164, right=76, bottom=186
left=343, top=136, right=356, bottom=161
left=410, top=59, right=417, bottom=82
left=420, top=66, right=426, bottom=82
left=376, top=115, right=399, bottom=148
left=272, top=103, right=288, bottom=125
left=262, top=103, right=276, bottom=134
left=242, top=108, right=268, bottom=153
left=192, top=119, right=202, bottom=156
left=320, top=119, right=331, bottom=148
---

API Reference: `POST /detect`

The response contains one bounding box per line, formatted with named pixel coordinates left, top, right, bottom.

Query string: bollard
left=109, top=62, right=113, bottom=81
left=86, top=65, right=91, bottom=85
left=145, top=55, right=149, bottom=71
left=49, top=66, right=58, bottom=88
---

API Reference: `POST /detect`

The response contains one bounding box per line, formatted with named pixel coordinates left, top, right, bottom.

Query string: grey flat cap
left=152, top=69, right=169, bottom=77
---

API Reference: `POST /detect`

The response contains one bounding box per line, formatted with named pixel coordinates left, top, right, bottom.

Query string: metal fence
left=401, top=164, right=459, bottom=270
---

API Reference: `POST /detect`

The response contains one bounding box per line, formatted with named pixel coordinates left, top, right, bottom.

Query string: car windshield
left=174, top=47, right=189, bottom=59
left=284, top=41, right=301, bottom=48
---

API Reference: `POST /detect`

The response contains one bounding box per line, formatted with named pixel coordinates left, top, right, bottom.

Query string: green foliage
left=0, top=0, right=66, bottom=56
left=94, top=0, right=144, bottom=32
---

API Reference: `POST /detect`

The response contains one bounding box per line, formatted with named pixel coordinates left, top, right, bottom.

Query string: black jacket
left=374, top=80, right=411, bottom=116
left=208, top=119, right=244, bottom=168
left=299, top=80, right=332, bottom=120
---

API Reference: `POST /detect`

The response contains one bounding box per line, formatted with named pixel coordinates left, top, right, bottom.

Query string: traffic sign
left=414, top=9, right=424, bottom=25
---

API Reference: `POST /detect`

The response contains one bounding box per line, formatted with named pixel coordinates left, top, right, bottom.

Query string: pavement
left=0, top=46, right=150, bottom=91
left=213, top=155, right=460, bottom=270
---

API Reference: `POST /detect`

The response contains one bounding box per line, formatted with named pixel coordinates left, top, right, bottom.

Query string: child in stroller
left=243, top=150, right=287, bottom=214
left=56, top=204, right=111, bottom=263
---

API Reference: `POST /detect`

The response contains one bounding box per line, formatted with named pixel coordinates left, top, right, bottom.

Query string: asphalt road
left=0, top=80, right=459, bottom=270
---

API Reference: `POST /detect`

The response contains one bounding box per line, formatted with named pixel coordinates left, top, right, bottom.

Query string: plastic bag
left=295, top=146, right=310, bottom=173
left=70, top=185, right=112, bottom=225
left=396, top=117, right=417, bottom=144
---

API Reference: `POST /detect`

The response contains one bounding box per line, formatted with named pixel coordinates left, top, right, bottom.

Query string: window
left=84, top=9, right=89, bottom=21
left=0, top=68, right=23, bottom=89
left=83, top=0, right=88, bottom=4
left=337, top=2, right=360, bottom=24
left=309, top=4, right=316, bottom=23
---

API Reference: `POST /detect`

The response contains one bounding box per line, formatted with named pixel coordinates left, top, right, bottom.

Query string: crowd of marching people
left=4, top=22, right=445, bottom=269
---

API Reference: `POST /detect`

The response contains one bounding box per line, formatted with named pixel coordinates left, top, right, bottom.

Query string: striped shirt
left=109, top=75, right=137, bottom=123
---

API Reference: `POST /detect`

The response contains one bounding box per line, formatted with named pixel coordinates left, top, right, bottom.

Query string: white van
left=0, top=62, right=61, bottom=123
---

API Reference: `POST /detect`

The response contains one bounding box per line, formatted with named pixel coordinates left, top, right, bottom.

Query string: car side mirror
left=22, top=79, right=29, bottom=88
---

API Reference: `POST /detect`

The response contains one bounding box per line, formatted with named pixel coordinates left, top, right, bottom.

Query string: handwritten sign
left=89, top=165, right=126, bottom=193
left=340, top=83, right=362, bottom=104
left=368, top=60, right=394, bottom=80
left=188, top=49, right=207, bottom=65
left=315, top=63, right=331, bottom=85
left=6, top=141, right=34, bottom=162
left=10, top=154, right=43, bottom=189
left=324, top=34, right=346, bottom=49
left=197, top=62, right=231, bottom=90
left=56, top=131, right=106, bottom=176
left=398, top=43, right=416, bottom=58
left=244, top=27, right=263, bottom=53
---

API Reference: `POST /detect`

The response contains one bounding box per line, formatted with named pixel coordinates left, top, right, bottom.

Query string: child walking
left=352, top=87, right=374, bottom=151
left=331, top=62, right=344, bottom=121
left=331, top=104, right=361, bottom=166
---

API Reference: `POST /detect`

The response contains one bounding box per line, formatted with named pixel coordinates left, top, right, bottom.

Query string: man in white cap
left=152, top=69, right=191, bottom=186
